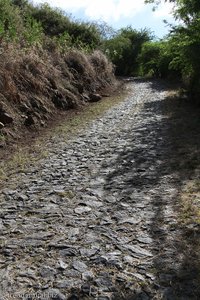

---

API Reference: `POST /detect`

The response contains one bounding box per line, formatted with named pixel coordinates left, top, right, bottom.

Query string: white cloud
left=84, top=0, right=146, bottom=21
left=33, top=0, right=147, bottom=21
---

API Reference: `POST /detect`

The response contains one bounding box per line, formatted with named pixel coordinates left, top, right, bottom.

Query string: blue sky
left=32, top=0, right=176, bottom=39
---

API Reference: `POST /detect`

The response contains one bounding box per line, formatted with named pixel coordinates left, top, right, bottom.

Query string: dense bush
left=0, top=0, right=101, bottom=51
left=103, top=27, right=152, bottom=75
left=0, top=0, right=22, bottom=41
left=145, top=0, right=200, bottom=102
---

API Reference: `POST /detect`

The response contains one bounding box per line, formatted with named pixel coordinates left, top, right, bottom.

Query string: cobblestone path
left=0, top=80, right=199, bottom=300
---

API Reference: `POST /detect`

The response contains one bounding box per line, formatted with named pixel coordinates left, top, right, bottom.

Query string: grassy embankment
left=0, top=0, right=124, bottom=178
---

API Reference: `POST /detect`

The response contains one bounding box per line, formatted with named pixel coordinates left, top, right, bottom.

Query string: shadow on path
left=103, top=81, right=200, bottom=299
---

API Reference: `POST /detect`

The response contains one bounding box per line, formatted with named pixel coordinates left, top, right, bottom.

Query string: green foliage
left=28, top=3, right=101, bottom=51
left=139, top=41, right=161, bottom=77
left=0, top=0, right=102, bottom=52
left=54, top=32, right=72, bottom=53
left=144, top=0, right=200, bottom=102
left=103, top=35, right=132, bottom=75
left=29, top=3, right=71, bottom=37
left=23, top=16, right=43, bottom=46
left=0, top=0, right=22, bottom=41
left=103, top=27, right=152, bottom=75
left=69, top=21, right=102, bottom=50
left=139, top=39, right=181, bottom=79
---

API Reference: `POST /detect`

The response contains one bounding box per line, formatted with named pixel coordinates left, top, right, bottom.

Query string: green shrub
left=103, top=27, right=152, bottom=76
left=0, top=0, right=23, bottom=41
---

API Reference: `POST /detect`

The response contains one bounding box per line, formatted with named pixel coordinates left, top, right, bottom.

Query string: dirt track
left=0, top=79, right=200, bottom=300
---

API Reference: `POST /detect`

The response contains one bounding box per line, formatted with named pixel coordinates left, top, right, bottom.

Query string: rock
left=89, top=93, right=102, bottom=102
left=81, top=283, right=91, bottom=295
left=74, top=206, right=91, bottom=214
left=131, top=272, right=146, bottom=281
left=92, top=256, right=107, bottom=265
left=124, top=244, right=153, bottom=258
left=82, top=93, right=90, bottom=101
left=24, top=115, right=35, bottom=126
left=40, top=266, right=56, bottom=279
left=55, top=280, right=71, bottom=289
left=98, top=296, right=111, bottom=300
left=137, top=235, right=153, bottom=244
left=68, top=228, right=80, bottom=238
left=80, top=248, right=98, bottom=257
left=118, top=217, right=141, bottom=225
left=63, top=269, right=80, bottom=278
left=19, top=103, right=30, bottom=112
left=123, top=255, right=135, bottom=264
left=48, top=289, right=66, bottom=300
left=95, top=275, right=113, bottom=288
left=72, top=260, right=88, bottom=273
left=0, top=112, right=13, bottom=124
left=57, top=259, right=68, bottom=270
left=85, top=200, right=103, bottom=208
left=17, top=194, right=28, bottom=202
left=82, top=271, right=94, bottom=280
left=0, top=122, right=4, bottom=129
left=59, top=248, right=78, bottom=257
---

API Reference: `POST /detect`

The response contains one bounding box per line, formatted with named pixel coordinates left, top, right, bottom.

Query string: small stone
left=0, top=112, right=13, bottom=124
left=74, top=206, right=92, bottom=214
left=40, top=266, right=56, bottom=279
left=72, top=260, right=88, bottom=273
left=123, top=255, right=135, bottom=264
left=81, top=283, right=91, bottom=295
left=131, top=272, right=146, bottom=281
left=92, top=256, right=107, bottom=265
left=24, top=115, right=35, bottom=126
left=118, top=217, right=141, bottom=225
left=64, top=269, right=80, bottom=278
left=80, top=248, right=98, bottom=257
left=125, top=244, right=153, bottom=257
left=68, top=228, right=79, bottom=238
left=85, top=200, right=103, bottom=208
left=48, top=288, right=66, bottom=300
left=95, top=275, right=113, bottom=288
left=89, top=93, right=102, bottom=102
left=55, top=280, right=71, bottom=289
left=57, top=259, right=68, bottom=270
left=60, top=248, right=78, bottom=257
left=98, top=296, right=111, bottom=300
left=137, top=236, right=153, bottom=244
left=18, top=194, right=28, bottom=201
left=82, top=271, right=94, bottom=280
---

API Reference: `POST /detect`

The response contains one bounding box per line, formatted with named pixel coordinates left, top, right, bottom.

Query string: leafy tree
left=103, top=27, right=152, bottom=75
left=29, top=3, right=71, bottom=37
left=145, top=0, right=200, bottom=101
left=0, top=0, right=23, bottom=41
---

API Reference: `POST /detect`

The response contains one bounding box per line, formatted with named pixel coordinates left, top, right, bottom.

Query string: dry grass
left=0, top=42, right=117, bottom=165
left=180, top=179, right=200, bottom=225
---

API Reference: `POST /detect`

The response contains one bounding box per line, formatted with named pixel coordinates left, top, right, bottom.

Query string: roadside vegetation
left=0, top=1, right=199, bottom=138
left=0, top=0, right=117, bottom=148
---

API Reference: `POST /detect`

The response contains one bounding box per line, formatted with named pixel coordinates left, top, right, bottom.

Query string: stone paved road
left=0, top=79, right=199, bottom=300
